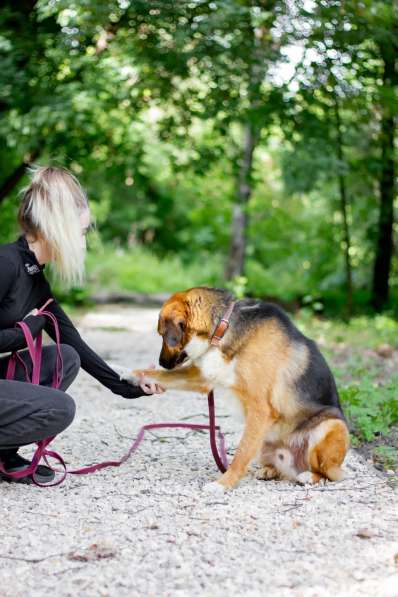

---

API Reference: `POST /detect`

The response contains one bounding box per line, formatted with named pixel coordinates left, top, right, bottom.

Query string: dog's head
left=158, top=287, right=231, bottom=369
left=157, top=292, right=193, bottom=369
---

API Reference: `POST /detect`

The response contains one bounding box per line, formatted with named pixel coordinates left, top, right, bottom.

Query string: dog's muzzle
left=159, top=350, right=188, bottom=370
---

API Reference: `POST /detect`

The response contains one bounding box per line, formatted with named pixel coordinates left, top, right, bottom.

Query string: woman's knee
left=63, top=392, right=76, bottom=426
left=60, top=344, right=80, bottom=388
left=51, top=392, right=76, bottom=435
left=61, top=344, right=81, bottom=371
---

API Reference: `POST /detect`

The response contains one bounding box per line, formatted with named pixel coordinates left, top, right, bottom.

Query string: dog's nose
left=159, top=356, right=173, bottom=369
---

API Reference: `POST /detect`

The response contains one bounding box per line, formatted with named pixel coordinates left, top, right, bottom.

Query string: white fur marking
left=296, top=471, right=316, bottom=485
left=185, top=336, right=243, bottom=419
left=185, top=336, right=209, bottom=360
left=200, top=348, right=236, bottom=387
left=202, top=481, right=226, bottom=494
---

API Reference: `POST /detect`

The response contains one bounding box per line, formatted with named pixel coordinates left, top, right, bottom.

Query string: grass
left=294, top=311, right=398, bottom=473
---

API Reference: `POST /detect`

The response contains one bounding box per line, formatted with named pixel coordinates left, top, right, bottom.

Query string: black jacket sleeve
left=0, top=257, right=47, bottom=352
left=44, top=299, right=145, bottom=399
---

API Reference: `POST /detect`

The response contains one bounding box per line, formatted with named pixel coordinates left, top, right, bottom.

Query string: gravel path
left=1, top=306, right=397, bottom=597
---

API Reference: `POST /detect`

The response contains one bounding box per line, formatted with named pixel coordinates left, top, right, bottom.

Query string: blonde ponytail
left=18, top=166, right=90, bottom=288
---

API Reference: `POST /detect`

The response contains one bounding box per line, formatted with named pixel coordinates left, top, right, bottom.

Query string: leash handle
left=2, top=307, right=64, bottom=483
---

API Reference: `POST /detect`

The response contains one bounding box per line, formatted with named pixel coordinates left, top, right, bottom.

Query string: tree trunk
left=371, top=45, right=396, bottom=311
left=224, top=19, right=265, bottom=281
left=0, top=148, right=41, bottom=205
left=224, top=122, right=259, bottom=280
left=334, top=97, right=353, bottom=318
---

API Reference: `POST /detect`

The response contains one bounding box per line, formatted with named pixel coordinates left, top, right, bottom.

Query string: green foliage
left=293, top=311, right=398, bottom=470
left=372, top=445, right=397, bottom=471
left=84, top=244, right=222, bottom=295
left=340, top=377, right=398, bottom=442
left=296, top=312, right=398, bottom=350
left=0, top=0, right=397, bottom=313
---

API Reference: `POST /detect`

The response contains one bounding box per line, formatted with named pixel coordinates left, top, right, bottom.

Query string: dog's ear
left=164, top=320, right=184, bottom=347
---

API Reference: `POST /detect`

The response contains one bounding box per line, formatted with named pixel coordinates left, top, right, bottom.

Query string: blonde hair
left=18, top=166, right=90, bottom=287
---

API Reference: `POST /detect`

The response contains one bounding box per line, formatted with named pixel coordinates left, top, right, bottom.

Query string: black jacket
left=0, top=236, right=144, bottom=398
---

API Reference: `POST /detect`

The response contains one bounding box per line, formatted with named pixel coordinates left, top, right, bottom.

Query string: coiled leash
left=0, top=301, right=228, bottom=487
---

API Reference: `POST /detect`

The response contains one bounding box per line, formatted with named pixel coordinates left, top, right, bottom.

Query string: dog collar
left=210, top=302, right=236, bottom=347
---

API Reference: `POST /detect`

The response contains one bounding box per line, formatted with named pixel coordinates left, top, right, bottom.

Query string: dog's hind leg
left=307, top=418, right=349, bottom=481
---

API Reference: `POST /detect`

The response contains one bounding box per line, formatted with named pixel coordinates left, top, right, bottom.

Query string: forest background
left=1, top=0, right=397, bottom=317
left=1, top=0, right=398, bottom=469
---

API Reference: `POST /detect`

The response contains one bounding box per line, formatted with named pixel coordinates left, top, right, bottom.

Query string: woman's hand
left=23, top=308, right=39, bottom=319
left=137, top=363, right=166, bottom=394
left=138, top=372, right=165, bottom=395
left=137, top=364, right=165, bottom=395
left=118, top=364, right=165, bottom=395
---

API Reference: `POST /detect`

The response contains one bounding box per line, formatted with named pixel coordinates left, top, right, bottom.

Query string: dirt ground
left=1, top=305, right=397, bottom=597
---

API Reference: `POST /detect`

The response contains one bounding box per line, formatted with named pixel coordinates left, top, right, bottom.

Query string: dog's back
left=225, top=298, right=343, bottom=416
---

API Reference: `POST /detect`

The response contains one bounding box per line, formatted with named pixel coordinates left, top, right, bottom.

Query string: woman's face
left=80, top=209, right=91, bottom=251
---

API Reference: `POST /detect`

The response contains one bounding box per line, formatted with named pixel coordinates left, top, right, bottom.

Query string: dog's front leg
left=132, top=365, right=210, bottom=394
left=217, top=405, right=273, bottom=490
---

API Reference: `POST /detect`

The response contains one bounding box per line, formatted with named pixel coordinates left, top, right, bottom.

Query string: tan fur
left=134, top=288, right=350, bottom=489
left=308, top=419, right=349, bottom=481
left=137, top=364, right=210, bottom=394
left=257, top=418, right=349, bottom=484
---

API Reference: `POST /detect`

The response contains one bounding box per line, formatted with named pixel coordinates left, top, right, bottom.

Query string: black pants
left=0, top=345, right=80, bottom=456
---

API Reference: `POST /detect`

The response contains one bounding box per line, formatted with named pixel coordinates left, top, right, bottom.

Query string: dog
left=133, top=287, right=349, bottom=489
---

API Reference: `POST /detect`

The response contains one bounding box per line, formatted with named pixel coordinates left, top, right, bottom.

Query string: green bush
left=85, top=243, right=223, bottom=295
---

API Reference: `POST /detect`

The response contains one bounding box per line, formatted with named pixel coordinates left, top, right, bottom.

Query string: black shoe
left=0, top=452, right=55, bottom=485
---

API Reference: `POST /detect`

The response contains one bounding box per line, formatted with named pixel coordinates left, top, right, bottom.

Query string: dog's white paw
left=296, top=471, right=316, bottom=485
left=202, top=481, right=226, bottom=495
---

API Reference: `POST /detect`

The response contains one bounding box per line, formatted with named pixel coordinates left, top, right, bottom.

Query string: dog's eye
left=178, top=322, right=185, bottom=331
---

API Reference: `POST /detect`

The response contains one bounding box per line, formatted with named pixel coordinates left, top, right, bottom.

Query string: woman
left=0, top=166, right=163, bottom=484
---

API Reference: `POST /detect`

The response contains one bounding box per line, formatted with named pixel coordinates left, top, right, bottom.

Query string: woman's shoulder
left=0, top=240, right=19, bottom=274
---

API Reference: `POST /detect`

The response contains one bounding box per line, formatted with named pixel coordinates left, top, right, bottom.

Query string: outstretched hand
left=136, top=364, right=165, bottom=395
left=118, top=364, right=165, bottom=395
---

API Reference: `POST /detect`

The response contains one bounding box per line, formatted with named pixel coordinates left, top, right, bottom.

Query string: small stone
left=355, top=528, right=378, bottom=539
left=375, top=343, right=394, bottom=358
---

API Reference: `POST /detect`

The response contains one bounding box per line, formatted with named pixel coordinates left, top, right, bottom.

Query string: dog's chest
left=186, top=337, right=243, bottom=418
left=198, top=348, right=236, bottom=387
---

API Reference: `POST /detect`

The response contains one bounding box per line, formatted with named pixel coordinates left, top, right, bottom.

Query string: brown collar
left=210, top=302, right=236, bottom=347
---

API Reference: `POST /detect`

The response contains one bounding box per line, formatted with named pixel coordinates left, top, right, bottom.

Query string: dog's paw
left=202, top=481, right=227, bottom=495
left=256, top=465, right=279, bottom=481
left=296, top=471, right=322, bottom=485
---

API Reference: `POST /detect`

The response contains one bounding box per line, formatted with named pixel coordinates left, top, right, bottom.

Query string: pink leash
left=0, top=302, right=228, bottom=487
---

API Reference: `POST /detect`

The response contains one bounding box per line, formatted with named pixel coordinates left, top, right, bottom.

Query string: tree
left=294, top=0, right=397, bottom=310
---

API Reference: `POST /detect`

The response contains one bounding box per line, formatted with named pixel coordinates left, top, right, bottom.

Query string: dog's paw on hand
left=132, top=367, right=165, bottom=395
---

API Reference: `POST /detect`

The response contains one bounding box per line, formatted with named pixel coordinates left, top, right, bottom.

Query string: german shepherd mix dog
left=133, top=287, right=349, bottom=490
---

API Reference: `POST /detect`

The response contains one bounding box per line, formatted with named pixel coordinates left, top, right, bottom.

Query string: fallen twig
left=0, top=552, right=68, bottom=564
